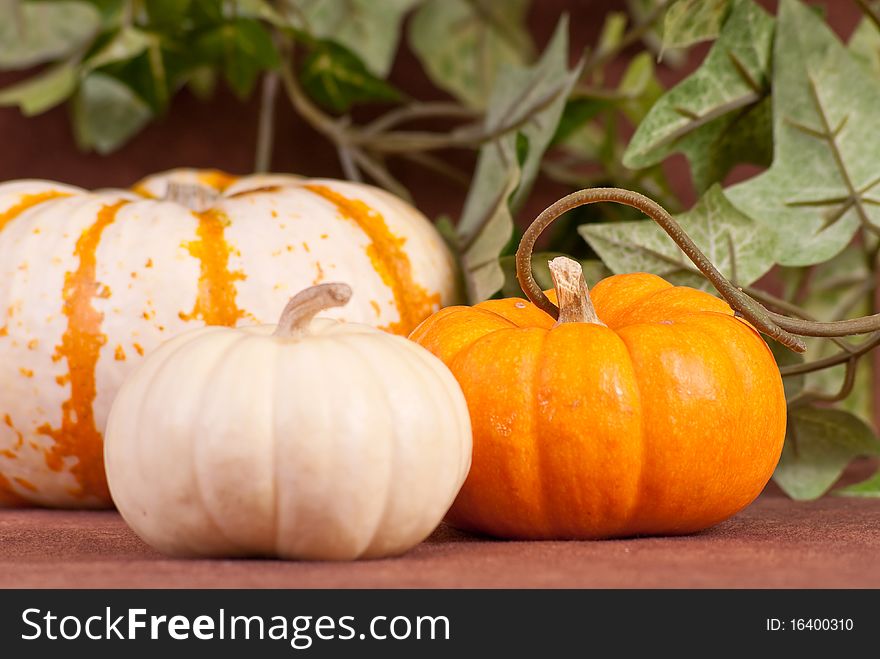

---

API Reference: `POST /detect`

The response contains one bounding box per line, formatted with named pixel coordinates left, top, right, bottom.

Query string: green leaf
left=185, top=65, right=218, bottom=100
left=662, top=0, right=733, bottom=49
left=195, top=18, right=280, bottom=99
left=456, top=18, right=581, bottom=302
left=688, top=95, right=772, bottom=194
left=408, top=0, right=533, bottom=109
left=0, top=62, right=79, bottom=115
left=616, top=51, right=665, bottom=127
left=550, top=98, right=605, bottom=146
left=144, top=0, right=193, bottom=27
left=87, top=0, right=128, bottom=28
left=72, top=72, right=152, bottom=154
left=849, top=15, right=880, bottom=77
left=596, top=12, right=627, bottom=57
left=0, top=0, right=100, bottom=70
left=300, top=40, right=401, bottom=113
left=624, top=0, right=774, bottom=193
left=774, top=406, right=880, bottom=501
left=83, top=27, right=152, bottom=72
left=778, top=248, right=875, bottom=423
left=834, top=469, right=880, bottom=497
left=726, top=0, right=880, bottom=266
left=294, top=0, right=418, bottom=77
left=580, top=184, right=776, bottom=290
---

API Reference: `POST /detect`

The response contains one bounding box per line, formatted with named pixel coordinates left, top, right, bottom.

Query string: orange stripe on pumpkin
left=0, top=190, right=71, bottom=232
left=304, top=184, right=440, bottom=335
left=197, top=170, right=238, bottom=192
left=130, top=183, right=154, bottom=199
left=180, top=209, right=248, bottom=326
left=38, top=200, right=128, bottom=501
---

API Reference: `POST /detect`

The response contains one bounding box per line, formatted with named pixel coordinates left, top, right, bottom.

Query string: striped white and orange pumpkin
left=0, top=169, right=459, bottom=508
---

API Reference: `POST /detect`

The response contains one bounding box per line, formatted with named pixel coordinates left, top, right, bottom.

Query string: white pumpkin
left=0, top=169, right=459, bottom=507
left=104, top=283, right=472, bottom=560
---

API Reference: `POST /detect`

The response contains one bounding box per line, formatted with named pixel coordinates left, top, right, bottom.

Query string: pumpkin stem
left=548, top=257, right=604, bottom=326
left=274, top=283, right=353, bottom=337
left=164, top=182, right=220, bottom=212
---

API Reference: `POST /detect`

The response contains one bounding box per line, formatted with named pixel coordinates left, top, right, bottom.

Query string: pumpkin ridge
left=180, top=208, right=250, bottom=327
left=189, top=331, right=255, bottom=555
left=337, top=334, right=398, bottom=558
left=614, top=327, right=649, bottom=536
left=531, top=327, right=555, bottom=537
left=469, top=304, right=529, bottom=327
left=0, top=190, right=72, bottom=233
left=38, top=200, right=128, bottom=502
left=304, top=184, right=440, bottom=335
left=268, top=338, right=283, bottom=555
left=614, top=316, right=783, bottom=535
left=447, top=327, right=548, bottom=535
left=605, top=283, right=732, bottom=329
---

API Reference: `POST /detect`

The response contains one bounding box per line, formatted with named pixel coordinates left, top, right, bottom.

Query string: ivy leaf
left=294, top=0, right=419, bottom=77
left=774, top=406, right=880, bottom=501
left=72, top=72, right=151, bottom=154
left=551, top=98, right=605, bottom=147
left=299, top=40, right=402, bottom=113
left=185, top=65, right=218, bottom=100
left=83, top=27, right=152, bottom=73
left=102, top=33, right=169, bottom=113
left=616, top=52, right=664, bottom=125
left=456, top=18, right=581, bottom=302
left=849, top=15, right=880, bottom=77
left=408, top=0, right=533, bottom=109
left=0, top=62, right=79, bottom=115
left=0, top=0, right=100, bottom=70
left=726, top=0, right=880, bottom=266
left=144, top=0, right=194, bottom=28
left=623, top=0, right=774, bottom=194
left=596, top=12, right=627, bottom=58
left=662, top=0, right=733, bottom=49
left=779, top=247, right=875, bottom=423
left=580, top=184, right=776, bottom=290
left=687, top=95, right=772, bottom=194
left=195, top=18, right=280, bottom=99
left=834, top=469, right=880, bottom=498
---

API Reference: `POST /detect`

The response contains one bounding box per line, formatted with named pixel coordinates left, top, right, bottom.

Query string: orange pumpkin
left=411, top=252, right=786, bottom=539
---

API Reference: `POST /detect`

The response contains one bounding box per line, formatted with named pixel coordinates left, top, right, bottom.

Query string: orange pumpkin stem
left=274, top=283, right=353, bottom=337
left=548, top=257, right=604, bottom=326
left=165, top=182, right=220, bottom=212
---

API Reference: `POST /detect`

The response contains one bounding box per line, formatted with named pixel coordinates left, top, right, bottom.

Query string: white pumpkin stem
left=548, top=257, right=605, bottom=327
left=274, top=283, right=353, bottom=337
left=164, top=182, right=220, bottom=212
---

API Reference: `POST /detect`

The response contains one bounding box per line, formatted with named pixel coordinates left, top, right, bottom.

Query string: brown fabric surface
left=1, top=484, right=878, bottom=589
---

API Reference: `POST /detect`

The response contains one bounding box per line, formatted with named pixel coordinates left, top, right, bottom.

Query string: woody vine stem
left=516, top=188, right=880, bottom=378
